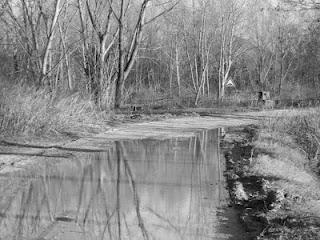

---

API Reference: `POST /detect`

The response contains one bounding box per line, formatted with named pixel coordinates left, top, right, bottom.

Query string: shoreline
left=0, top=115, right=256, bottom=174
left=223, top=125, right=320, bottom=239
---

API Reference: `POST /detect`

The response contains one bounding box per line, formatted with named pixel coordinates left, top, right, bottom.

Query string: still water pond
left=0, top=129, right=244, bottom=240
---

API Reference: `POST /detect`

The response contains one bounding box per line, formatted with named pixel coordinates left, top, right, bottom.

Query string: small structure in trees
left=258, top=91, right=270, bottom=102
left=258, top=91, right=274, bottom=108
left=224, top=77, right=236, bottom=97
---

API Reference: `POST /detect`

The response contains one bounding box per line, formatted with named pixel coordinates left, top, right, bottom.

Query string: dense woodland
left=0, top=0, right=320, bottom=109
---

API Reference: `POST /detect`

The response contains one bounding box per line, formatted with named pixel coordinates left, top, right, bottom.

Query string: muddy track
left=221, top=126, right=276, bottom=239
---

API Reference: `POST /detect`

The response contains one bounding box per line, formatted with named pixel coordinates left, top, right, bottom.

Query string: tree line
left=0, top=0, right=319, bottom=109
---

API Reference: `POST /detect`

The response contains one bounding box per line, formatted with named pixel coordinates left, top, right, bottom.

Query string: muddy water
left=0, top=129, right=246, bottom=240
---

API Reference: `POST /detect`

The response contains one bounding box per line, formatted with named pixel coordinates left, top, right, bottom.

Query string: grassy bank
left=225, top=108, right=320, bottom=239
left=262, top=108, right=320, bottom=174
left=256, top=108, right=320, bottom=239
left=0, top=81, right=111, bottom=141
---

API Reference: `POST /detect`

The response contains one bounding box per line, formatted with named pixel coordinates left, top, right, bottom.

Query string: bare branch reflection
left=0, top=129, right=238, bottom=240
left=119, top=141, right=150, bottom=240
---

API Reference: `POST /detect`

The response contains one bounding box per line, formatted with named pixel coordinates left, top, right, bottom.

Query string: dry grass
left=256, top=108, right=320, bottom=199
left=252, top=131, right=320, bottom=198
left=261, top=108, right=320, bottom=135
left=0, top=81, right=110, bottom=139
left=251, top=108, right=320, bottom=239
left=251, top=131, right=320, bottom=238
left=260, top=108, right=320, bottom=171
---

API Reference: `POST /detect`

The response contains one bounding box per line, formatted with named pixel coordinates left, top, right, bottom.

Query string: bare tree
left=217, top=0, right=244, bottom=101
left=112, top=0, right=179, bottom=109
left=41, top=0, right=61, bottom=88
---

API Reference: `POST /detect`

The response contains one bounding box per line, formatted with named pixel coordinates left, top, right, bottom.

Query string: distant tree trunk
left=13, top=49, right=19, bottom=77
left=169, top=47, right=173, bottom=97
left=206, top=66, right=210, bottom=96
left=175, top=42, right=181, bottom=97
left=77, top=0, right=89, bottom=75
left=279, top=55, right=283, bottom=96
left=58, top=22, right=72, bottom=91
left=184, top=40, right=197, bottom=92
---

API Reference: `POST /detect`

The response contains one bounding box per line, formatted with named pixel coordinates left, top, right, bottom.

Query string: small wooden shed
left=258, top=91, right=270, bottom=101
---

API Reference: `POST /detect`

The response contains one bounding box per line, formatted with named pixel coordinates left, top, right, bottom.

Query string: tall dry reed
left=0, top=81, right=108, bottom=138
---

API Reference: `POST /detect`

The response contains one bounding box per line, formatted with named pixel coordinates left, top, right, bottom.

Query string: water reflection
left=0, top=129, right=237, bottom=240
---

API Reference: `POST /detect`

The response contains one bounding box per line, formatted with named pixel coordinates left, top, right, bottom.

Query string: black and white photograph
left=1, top=0, right=320, bottom=239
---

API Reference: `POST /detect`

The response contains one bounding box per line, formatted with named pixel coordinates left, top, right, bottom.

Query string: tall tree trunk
left=114, top=0, right=125, bottom=109
left=114, top=0, right=150, bottom=109
left=41, top=0, right=61, bottom=88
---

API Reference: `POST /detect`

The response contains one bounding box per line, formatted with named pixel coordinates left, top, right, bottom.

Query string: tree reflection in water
left=0, top=129, right=230, bottom=240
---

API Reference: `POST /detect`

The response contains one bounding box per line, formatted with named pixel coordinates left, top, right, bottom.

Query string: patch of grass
left=261, top=108, right=320, bottom=173
left=251, top=108, right=320, bottom=239
left=0, top=81, right=110, bottom=139
left=252, top=132, right=320, bottom=200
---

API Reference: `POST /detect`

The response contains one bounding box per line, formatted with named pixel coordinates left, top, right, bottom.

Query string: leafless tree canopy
left=0, top=0, right=319, bottom=108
